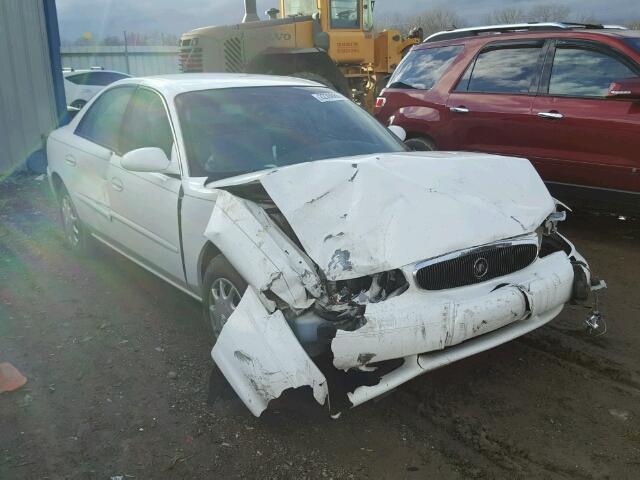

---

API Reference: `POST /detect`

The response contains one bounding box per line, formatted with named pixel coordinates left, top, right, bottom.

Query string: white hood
left=218, top=151, right=556, bottom=281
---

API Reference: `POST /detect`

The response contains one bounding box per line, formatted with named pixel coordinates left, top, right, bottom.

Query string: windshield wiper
left=387, top=81, right=417, bottom=90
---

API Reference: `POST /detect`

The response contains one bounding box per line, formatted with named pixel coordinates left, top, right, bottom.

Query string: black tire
left=202, top=255, right=248, bottom=344
left=290, top=71, right=337, bottom=91
left=70, top=99, right=87, bottom=110
left=58, top=187, right=92, bottom=254
left=405, top=137, right=437, bottom=151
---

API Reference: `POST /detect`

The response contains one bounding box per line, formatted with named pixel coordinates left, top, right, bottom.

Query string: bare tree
left=414, top=7, right=466, bottom=36
left=377, top=6, right=464, bottom=37
left=527, top=4, right=571, bottom=22
left=484, top=7, right=526, bottom=24
left=626, top=20, right=640, bottom=30
left=574, top=12, right=599, bottom=24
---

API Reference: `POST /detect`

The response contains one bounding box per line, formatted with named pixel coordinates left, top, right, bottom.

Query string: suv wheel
left=405, top=137, right=437, bottom=151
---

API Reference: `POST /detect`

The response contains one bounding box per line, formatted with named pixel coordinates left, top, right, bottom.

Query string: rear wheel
left=70, top=99, right=87, bottom=110
left=405, top=137, right=437, bottom=151
left=202, top=255, right=248, bottom=343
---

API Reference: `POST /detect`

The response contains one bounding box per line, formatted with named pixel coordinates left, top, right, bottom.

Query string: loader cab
left=279, top=0, right=373, bottom=31
left=277, top=0, right=374, bottom=64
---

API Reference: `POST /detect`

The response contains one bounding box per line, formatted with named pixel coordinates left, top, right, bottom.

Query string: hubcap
left=208, top=278, right=241, bottom=338
left=61, top=196, right=80, bottom=247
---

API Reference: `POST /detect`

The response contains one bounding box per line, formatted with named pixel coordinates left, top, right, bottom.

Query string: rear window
left=387, top=46, right=463, bottom=90
left=625, top=38, right=640, bottom=54
left=66, top=71, right=129, bottom=86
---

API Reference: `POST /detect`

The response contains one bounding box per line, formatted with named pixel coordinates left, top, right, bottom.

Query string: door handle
left=111, top=177, right=123, bottom=192
left=450, top=106, right=470, bottom=113
left=538, top=111, right=564, bottom=120
left=64, top=154, right=76, bottom=166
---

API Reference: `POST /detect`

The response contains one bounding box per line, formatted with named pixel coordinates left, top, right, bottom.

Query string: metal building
left=0, top=0, right=66, bottom=175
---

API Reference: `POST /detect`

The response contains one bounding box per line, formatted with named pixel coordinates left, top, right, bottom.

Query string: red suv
left=374, top=23, right=640, bottom=212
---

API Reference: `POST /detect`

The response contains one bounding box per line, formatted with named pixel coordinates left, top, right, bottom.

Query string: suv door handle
left=111, top=177, right=124, bottom=192
left=538, top=111, right=564, bottom=120
left=450, top=106, right=470, bottom=113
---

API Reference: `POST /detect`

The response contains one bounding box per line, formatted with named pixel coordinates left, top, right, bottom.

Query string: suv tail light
left=374, top=96, right=386, bottom=112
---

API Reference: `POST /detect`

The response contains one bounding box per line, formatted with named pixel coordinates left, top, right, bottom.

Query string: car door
left=445, top=40, right=546, bottom=157
left=69, top=85, right=136, bottom=234
left=530, top=39, right=640, bottom=193
left=106, top=86, right=185, bottom=284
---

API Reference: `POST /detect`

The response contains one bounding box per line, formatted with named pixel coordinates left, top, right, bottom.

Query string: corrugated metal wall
left=0, top=0, right=60, bottom=175
left=61, top=46, right=180, bottom=76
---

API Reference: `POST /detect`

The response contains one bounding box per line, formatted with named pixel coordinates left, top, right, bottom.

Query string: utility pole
left=123, top=30, right=131, bottom=74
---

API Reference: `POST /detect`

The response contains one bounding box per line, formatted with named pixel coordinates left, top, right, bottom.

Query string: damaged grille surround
left=414, top=234, right=540, bottom=291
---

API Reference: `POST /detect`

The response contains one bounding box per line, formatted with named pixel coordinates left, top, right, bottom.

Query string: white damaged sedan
left=47, top=74, right=604, bottom=416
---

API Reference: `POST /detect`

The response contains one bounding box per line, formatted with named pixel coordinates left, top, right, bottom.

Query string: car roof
left=63, top=69, right=130, bottom=77
left=420, top=24, right=639, bottom=48
left=113, top=73, right=323, bottom=98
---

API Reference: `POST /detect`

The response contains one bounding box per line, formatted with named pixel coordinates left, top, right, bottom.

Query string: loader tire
left=291, top=71, right=337, bottom=91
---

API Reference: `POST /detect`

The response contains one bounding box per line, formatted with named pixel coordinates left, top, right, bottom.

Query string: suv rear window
left=456, top=44, right=543, bottom=94
left=387, top=46, right=462, bottom=90
left=625, top=38, right=640, bottom=53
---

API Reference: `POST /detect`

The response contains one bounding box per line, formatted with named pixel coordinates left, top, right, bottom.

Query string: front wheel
left=58, top=188, right=91, bottom=254
left=202, top=255, right=248, bottom=344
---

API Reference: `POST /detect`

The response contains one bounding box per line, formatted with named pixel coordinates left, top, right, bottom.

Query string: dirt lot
left=1, top=173, right=639, bottom=479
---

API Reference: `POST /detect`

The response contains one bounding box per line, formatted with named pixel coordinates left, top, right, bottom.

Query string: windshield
left=282, top=0, right=318, bottom=16
left=175, top=86, right=406, bottom=179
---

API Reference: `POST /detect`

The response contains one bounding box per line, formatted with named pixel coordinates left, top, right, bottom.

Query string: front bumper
left=331, top=247, right=584, bottom=380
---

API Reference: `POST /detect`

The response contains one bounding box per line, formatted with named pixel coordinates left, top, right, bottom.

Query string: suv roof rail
left=424, top=22, right=628, bottom=43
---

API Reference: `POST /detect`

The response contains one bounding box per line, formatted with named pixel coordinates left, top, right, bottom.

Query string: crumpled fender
left=211, top=286, right=329, bottom=416
left=204, top=190, right=322, bottom=310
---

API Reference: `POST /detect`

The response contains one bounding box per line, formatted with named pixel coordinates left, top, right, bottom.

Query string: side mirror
left=121, top=147, right=175, bottom=174
left=388, top=125, right=407, bottom=142
left=607, top=78, right=640, bottom=100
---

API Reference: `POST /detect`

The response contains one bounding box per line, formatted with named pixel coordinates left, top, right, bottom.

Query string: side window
left=66, top=73, right=89, bottom=85
left=87, top=72, right=129, bottom=86
left=121, top=88, right=174, bottom=158
left=457, top=45, right=543, bottom=94
left=549, top=46, right=637, bottom=98
left=389, top=46, right=463, bottom=90
left=330, top=0, right=359, bottom=29
left=75, top=86, right=135, bottom=151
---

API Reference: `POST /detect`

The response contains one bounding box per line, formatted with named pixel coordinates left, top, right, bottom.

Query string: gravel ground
left=1, top=173, right=639, bottom=479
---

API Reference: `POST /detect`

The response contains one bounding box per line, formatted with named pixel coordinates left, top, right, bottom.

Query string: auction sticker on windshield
left=312, top=92, right=347, bottom=102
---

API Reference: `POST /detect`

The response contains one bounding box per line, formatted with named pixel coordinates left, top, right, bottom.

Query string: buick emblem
left=473, top=257, right=489, bottom=279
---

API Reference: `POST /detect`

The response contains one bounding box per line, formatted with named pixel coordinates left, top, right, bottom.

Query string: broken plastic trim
left=212, top=286, right=329, bottom=416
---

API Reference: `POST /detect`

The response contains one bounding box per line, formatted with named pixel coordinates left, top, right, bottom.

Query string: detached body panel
left=211, top=286, right=328, bottom=416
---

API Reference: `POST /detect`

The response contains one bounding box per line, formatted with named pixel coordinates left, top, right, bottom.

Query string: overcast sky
left=56, top=0, right=637, bottom=41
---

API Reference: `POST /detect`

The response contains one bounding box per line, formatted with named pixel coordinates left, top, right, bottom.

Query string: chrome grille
left=414, top=238, right=539, bottom=290
left=179, top=46, right=203, bottom=72
left=224, top=37, right=244, bottom=72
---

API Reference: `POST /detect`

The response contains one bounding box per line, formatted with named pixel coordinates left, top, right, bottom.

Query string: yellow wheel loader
left=180, top=0, right=422, bottom=110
